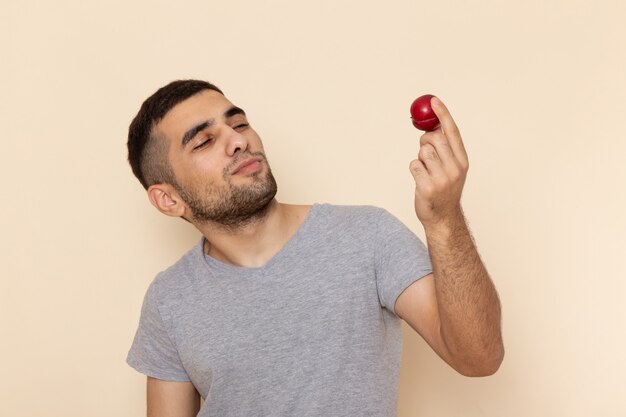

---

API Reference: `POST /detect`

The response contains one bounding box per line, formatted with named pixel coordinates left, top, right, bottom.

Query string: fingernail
left=431, top=96, right=442, bottom=108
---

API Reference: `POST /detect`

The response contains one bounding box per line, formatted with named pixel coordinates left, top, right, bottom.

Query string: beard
left=174, top=151, right=278, bottom=229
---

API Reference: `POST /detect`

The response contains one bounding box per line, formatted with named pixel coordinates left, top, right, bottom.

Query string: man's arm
left=147, top=377, right=200, bottom=417
left=395, top=96, right=504, bottom=377
left=395, top=219, right=504, bottom=376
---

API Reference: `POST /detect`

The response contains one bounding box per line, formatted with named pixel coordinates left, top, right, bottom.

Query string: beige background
left=1, top=0, right=625, bottom=416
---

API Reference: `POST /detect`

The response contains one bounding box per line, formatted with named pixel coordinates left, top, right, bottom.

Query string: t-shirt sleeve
left=126, top=280, right=191, bottom=381
left=373, top=208, right=433, bottom=314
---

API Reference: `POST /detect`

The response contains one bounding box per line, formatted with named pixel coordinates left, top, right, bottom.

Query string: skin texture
left=142, top=92, right=503, bottom=415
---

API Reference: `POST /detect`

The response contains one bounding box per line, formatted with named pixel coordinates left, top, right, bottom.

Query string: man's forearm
left=424, top=209, right=504, bottom=376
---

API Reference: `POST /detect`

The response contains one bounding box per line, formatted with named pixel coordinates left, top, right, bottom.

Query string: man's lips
left=230, top=157, right=263, bottom=175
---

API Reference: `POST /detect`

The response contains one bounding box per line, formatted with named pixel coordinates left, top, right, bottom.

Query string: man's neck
left=195, top=200, right=311, bottom=268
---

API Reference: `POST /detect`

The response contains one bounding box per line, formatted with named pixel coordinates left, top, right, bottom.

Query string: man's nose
left=224, top=126, right=249, bottom=156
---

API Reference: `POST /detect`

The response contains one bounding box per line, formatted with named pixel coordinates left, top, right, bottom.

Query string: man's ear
left=147, top=183, right=187, bottom=218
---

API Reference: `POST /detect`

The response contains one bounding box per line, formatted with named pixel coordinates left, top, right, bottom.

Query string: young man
left=126, top=80, right=504, bottom=417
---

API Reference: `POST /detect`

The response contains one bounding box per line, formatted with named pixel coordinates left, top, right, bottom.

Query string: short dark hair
left=127, top=79, right=224, bottom=189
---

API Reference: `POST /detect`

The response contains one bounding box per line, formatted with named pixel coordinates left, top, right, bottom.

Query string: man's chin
left=188, top=173, right=278, bottom=228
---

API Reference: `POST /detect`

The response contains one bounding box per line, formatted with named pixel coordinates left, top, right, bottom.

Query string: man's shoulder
left=313, top=203, right=395, bottom=229
left=309, top=204, right=398, bottom=242
left=151, top=239, right=205, bottom=291
left=316, top=203, right=389, bottom=220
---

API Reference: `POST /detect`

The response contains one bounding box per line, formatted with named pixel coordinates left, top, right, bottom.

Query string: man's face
left=155, top=89, right=277, bottom=227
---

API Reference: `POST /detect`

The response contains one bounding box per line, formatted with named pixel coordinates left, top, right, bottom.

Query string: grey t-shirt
left=127, top=204, right=433, bottom=416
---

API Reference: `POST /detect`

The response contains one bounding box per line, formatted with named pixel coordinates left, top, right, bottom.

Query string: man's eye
left=234, top=123, right=249, bottom=130
left=193, top=137, right=213, bottom=150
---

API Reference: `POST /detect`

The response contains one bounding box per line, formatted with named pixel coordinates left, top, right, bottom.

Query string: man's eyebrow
left=180, top=106, right=247, bottom=149
left=225, top=106, right=246, bottom=119
left=181, top=120, right=212, bottom=148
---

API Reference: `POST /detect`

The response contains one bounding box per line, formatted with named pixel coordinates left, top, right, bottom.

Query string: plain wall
left=1, top=0, right=625, bottom=416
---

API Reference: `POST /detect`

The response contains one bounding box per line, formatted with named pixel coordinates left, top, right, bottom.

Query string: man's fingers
left=409, top=159, right=431, bottom=185
left=417, top=143, right=446, bottom=179
left=410, top=159, right=437, bottom=202
left=419, top=131, right=458, bottom=174
left=430, top=97, right=469, bottom=168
